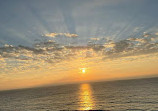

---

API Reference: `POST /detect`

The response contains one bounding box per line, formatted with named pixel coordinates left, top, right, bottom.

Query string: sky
left=0, top=0, right=158, bottom=90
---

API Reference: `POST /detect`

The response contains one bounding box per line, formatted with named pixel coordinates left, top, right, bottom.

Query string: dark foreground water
left=0, top=77, right=158, bottom=111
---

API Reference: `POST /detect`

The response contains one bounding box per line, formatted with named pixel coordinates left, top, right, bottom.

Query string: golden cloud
left=90, top=38, right=100, bottom=41
left=44, top=33, right=78, bottom=38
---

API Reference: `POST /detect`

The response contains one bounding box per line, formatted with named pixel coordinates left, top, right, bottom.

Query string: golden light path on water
left=79, top=83, right=95, bottom=110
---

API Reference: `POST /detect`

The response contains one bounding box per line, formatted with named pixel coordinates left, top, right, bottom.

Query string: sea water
left=0, top=77, right=158, bottom=111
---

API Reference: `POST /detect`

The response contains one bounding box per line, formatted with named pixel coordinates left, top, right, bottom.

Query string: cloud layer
left=0, top=32, right=158, bottom=74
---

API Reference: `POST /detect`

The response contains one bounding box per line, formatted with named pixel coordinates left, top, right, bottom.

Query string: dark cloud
left=113, top=40, right=131, bottom=53
left=100, top=33, right=158, bottom=59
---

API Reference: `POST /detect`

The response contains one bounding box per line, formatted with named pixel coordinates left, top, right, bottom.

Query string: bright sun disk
left=80, top=68, right=86, bottom=73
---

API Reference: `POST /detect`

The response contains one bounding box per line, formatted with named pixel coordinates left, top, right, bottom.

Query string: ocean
left=0, top=77, right=158, bottom=111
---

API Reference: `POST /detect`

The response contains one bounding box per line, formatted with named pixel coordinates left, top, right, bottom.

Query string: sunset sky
left=0, top=0, right=158, bottom=90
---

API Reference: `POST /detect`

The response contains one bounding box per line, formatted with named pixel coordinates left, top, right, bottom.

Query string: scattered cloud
left=0, top=33, right=158, bottom=73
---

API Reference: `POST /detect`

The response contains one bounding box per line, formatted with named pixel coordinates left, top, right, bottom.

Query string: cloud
left=44, top=33, right=58, bottom=37
left=90, top=38, right=100, bottom=41
left=143, top=33, right=151, bottom=38
left=0, top=33, right=158, bottom=74
left=44, top=33, right=78, bottom=38
left=0, top=40, right=79, bottom=73
left=104, top=42, right=115, bottom=48
left=135, top=38, right=150, bottom=43
left=155, top=32, right=158, bottom=35
left=113, top=40, right=131, bottom=53
left=63, top=33, right=78, bottom=38
left=101, top=33, right=158, bottom=59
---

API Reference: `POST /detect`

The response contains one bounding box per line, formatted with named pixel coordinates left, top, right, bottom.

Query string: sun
left=80, top=68, right=86, bottom=73
left=82, top=69, right=86, bottom=73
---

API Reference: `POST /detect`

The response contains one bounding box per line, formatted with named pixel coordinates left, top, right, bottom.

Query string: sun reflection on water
left=79, top=83, right=95, bottom=110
